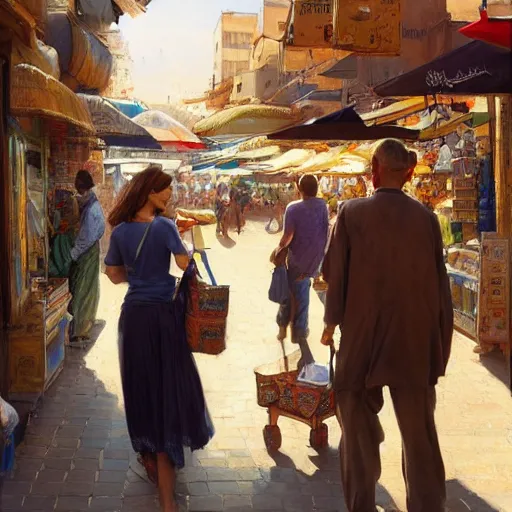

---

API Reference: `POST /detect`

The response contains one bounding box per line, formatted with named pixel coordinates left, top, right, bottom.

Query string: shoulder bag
left=126, top=221, right=153, bottom=274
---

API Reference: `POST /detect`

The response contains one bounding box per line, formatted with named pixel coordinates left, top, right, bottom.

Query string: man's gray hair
left=373, top=139, right=410, bottom=172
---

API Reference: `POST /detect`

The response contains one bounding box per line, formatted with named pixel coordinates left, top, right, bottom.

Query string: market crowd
left=1, top=140, right=453, bottom=512
left=102, top=138, right=453, bottom=512
left=169, top=171, right=375, bottom=240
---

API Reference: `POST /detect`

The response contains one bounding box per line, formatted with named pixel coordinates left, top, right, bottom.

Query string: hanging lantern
left=459, top=9, right=512, bottom=50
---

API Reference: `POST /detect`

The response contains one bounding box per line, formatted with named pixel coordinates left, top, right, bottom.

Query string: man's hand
left=321, top=324, right=336, bottom=346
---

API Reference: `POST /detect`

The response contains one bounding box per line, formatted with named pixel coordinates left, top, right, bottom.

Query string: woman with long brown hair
left=105, top=166, right=213, bottom=512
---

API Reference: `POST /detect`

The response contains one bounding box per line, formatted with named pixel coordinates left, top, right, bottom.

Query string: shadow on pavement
left=446, top=479, right=499, bottom=512
left=10, top=320, right=107, bottom=447
left=0, top=319, right=159, bottom=512
left=3, top=309, right=505, bottom=512
left=478, top=349, right=510, bottom=391
left=66, top=319, right=106, bottom=355
left=264, top=447, right=398, bottom=511
left=216, top=233, right=237, bottom=249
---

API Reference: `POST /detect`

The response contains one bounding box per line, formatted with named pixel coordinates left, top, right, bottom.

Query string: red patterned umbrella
left=459, top=9, right=512, bottom=50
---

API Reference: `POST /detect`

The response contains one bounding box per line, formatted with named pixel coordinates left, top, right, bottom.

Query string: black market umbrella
left=268, top=105, right=420, bottom=141
left=374, top=40, right=512, bottom=97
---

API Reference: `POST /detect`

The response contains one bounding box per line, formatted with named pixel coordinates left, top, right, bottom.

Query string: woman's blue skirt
left=118, top=289, right=214, bottom=469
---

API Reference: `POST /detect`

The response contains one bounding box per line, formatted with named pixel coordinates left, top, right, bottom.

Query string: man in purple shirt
left=274, top=175, right=329, bottom=366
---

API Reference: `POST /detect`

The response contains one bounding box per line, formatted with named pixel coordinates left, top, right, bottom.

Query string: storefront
left=7, top=63, right=94, bottom=402
left=374, top=39, right=510, bottom=361
left=0, top=0, right=43, bottom=401
left=406, top=128, right=495, bottom=342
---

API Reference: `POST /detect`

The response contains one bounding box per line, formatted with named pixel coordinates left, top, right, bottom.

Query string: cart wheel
left=263, top=425, right=282, bottom=451
left=310, top=424, right=328, bottom=449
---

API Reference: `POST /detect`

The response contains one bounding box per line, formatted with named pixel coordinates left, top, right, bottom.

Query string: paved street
left=2, top=219, right=512, bottom=512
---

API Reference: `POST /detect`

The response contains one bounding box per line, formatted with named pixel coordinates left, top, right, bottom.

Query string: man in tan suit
left=322, top=139, right=453, bottom=512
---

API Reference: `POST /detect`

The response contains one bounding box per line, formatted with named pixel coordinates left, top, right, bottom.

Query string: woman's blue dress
left=105, top=216, right=214, bottom=468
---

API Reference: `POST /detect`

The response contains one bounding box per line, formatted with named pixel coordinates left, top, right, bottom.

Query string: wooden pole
left=502, top=96, right=512, bottom=393
left=341, top=81, right=348, bottom=107
left=491, top=94, right=512, bottom=393
left=492, top=96, right=510, bottom=237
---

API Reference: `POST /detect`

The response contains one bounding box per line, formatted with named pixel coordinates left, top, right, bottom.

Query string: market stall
left=403, top=126, right=494, bottom=340
left=374, top=43, right=503, bottom=346
left=7, top=64, right=95, bottom=400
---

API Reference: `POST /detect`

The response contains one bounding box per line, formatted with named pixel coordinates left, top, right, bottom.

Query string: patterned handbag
left=185, top=260, right=229, bottom=355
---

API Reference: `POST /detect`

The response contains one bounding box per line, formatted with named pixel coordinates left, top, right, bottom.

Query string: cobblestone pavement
left=2, top=220, right=512, bottom=512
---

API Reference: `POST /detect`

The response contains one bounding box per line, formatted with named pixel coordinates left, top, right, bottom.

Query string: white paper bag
left=297, top=363, right=330, bottom=387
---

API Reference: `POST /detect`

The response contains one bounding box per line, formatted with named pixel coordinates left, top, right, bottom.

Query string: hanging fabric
left=77, top=0, right=116, bottom=31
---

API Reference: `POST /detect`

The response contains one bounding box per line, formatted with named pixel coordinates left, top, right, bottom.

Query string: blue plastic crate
left=1, top=433, right=15, bottom=473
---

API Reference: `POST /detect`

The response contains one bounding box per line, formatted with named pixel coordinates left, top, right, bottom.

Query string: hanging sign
left=288, top=0, right=334, bottom=48
left=478, top=233, right=510, bottom=347
left=333, top=0, right=401, bottom=56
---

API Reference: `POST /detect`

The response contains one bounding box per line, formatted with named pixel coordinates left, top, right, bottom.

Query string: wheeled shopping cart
left=254, top=345, right=335, bottom=451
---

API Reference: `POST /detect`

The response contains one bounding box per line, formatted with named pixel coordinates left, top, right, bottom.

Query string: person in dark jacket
left=321, top=139, right=453, bottom=512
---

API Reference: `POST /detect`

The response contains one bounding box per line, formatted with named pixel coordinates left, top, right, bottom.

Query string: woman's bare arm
left=175, top=254, right=190, bottom=272
left=106, top=265, right=128, bottom=285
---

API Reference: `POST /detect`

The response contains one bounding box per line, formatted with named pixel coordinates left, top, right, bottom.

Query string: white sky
left=119, top=0, right=262, bottom=103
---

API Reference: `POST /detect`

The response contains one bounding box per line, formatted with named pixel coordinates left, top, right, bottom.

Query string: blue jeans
left=277, top=273, right=314, bottom=365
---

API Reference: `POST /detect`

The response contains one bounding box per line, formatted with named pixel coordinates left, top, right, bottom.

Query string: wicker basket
left=11, top=64, right=94, bottom=134
left=186, top=314, right=226, bottom=355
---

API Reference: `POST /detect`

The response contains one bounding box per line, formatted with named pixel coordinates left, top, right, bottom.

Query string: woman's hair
left=108, top=165, right=172, bottom=227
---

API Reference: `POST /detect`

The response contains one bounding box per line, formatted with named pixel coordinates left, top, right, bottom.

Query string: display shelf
left=477, top=234, right=509, bottom=349
left=446, top=247, right=480, bottom=339
left=9, top=248, right=70, bottom=402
